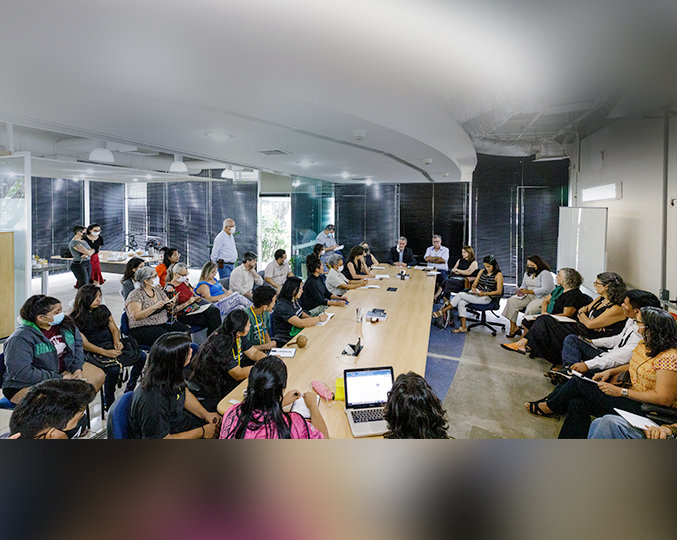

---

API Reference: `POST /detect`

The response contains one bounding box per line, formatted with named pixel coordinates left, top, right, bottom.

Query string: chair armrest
left=641, top=403, right=677, bottom=425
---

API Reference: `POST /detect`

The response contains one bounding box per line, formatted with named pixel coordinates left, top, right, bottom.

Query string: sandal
left=432, top=304, right=453, bottom=318
left=506, top=328, right=523, bottom=338
left=452, top=327, right=467, bottom=333
left=525, top=399, right=558, bottom=418
left=501, top=342, right=526, bottom=354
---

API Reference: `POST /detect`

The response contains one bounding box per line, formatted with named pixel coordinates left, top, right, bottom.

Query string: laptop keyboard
left=351, top=409, right=384, bottom=423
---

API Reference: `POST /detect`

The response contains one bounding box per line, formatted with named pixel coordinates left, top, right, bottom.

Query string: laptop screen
left=344, top=367, right=394, bottom=409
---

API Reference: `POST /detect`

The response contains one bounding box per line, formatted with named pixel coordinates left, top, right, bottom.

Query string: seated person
left=325, top=254, right=366, bottom=296
left=437, top=245, right=478, bottom=299
left=264, top=249, right=294, bottom=291
left=433, top=255, right=504, bottom=334
left=188, top=310, right=266, bottom=413
left=220, top=355, right=327, bottom=439
left=128, top=333, right=221, bottom=439
left=311, top=244, right=328, bottom=273
left=360, top=242, right=379, bottom=268
left=557, top=290, right=661, bottom=378
left=342, top=245, right=375, bottom=280
left=424, top=235, right=450, bottom=290
left=302, top=256, right=347, bottom=316
left=271, top=277, right=328, bottom=346
left=383, top=372, right=449, bottom=439
left=9, top=379, right=96, bottom=439
left=525, top=307, right=677, bottom=439
left=315, top=224, right=340, bottom=265
left=164, top=263, right=221, bottom=336
left=503, top=272, right=626, bottom=364
left=228, top=252, right=264, bottom=302
left=502, top=255, right=555, bottom=338
left=125, top=267, right=190, bottom=348
left=72, top=285, right=146, bottom=411
left=155, top=247, right=180, bottom=287
left=120, top=257, right=144, bottom=300
left=589, top=414, right=677, bottom=439
left=246, top=285, right=278, bottom=352
left=387, top=236, right=416, bottom=267
left=195, top=261, right=252, bottom=316
left=2, top=295, right=105, bottom=405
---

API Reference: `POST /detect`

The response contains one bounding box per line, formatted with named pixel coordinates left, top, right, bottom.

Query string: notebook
left=344, top=366, right=394, bottom=437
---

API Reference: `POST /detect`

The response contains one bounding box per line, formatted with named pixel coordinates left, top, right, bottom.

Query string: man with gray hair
left=424, top=235, right=449, bottom=283
left=387, top=236, right=416, bottom=267
left=325, top=254, right=367, bottom=296
left=210, top=218, right=238, bottom=279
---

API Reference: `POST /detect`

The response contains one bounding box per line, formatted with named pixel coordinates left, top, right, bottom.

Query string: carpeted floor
left=424, top=355, right=460, bottom=400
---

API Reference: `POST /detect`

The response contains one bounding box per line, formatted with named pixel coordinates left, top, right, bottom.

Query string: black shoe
left=547, top=367, right=572, bottom=385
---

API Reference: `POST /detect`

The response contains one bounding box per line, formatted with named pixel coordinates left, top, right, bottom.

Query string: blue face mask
left=48, top=312, right=65, bottom=326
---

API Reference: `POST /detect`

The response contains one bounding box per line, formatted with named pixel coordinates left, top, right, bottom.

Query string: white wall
left=573, top=118, right=677, bottom=296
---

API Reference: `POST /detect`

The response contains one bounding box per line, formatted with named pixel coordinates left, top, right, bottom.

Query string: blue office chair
left=107, top=391, right=133, bottom=439
left=120, top=312, right=152, bottom=352
left=466, top=296, right=506, bottom=336
left=0, top=354, right=16, bottom=410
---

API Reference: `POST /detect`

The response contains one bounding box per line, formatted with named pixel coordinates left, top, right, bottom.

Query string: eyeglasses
left=593, top=281, right=603, bottom=286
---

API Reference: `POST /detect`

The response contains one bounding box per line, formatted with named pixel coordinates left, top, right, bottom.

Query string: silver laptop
left=344, top=366, right=394, bottom=438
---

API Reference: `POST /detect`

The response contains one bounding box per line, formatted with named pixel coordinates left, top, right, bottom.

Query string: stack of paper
left=271, top=348, right=296, bottom=358
left=334, top=245, right=344, bottom=251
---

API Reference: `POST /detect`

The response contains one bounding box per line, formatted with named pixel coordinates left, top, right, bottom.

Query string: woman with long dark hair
left=271, top=277, right=327, bottom=346
left=526, top=307, right=677, bottom=438
left=503, top=272, right=626, bottom=364
left=128, top=333, right=221, bottom=439
left=71, top=285, right=146, bottom=410
left=384, top=372, right=449, bottom=439
left=2, top=295, right=105, bottom=404
left=155, top=247, right=180, bottom=287
left=84, top=223, right=105, bottom=285
left=342, top=245, right=375, bottom=280
left=188, top=309, right=265, bottom=412
left=120, top=257, right=144, bottom=300
left=219, top=355, right=328, bottom=439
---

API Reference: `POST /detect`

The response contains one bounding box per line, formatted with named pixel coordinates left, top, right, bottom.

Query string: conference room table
left=51, top=250, right=162, bottom=274
left=217, top=264, right=436, bottom=439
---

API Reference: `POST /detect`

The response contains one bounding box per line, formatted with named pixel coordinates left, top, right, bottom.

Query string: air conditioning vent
left=350, top=177, right=367, bottom=182
left=256, top=149, right=291, bottom=156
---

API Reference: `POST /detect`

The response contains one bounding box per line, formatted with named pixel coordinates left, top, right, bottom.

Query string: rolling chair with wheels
left=466, top=296, right=506, bottom=336
left=107, top=390, right=134, bottom=439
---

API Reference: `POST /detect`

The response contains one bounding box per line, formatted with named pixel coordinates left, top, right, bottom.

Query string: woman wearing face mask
left=360, top=242, right=379, bottom=268
left=2, top=295, right=106, bottom=405
left=502, top=255, right=555, bottom=338
left=120, top=257, right=145, bottom=300
left=164, top=263, right=222, bottom=336
left=325, top=255, right=367, bottom=296
left=68, top=225, right=94, bottom=288
left=84, top=223, right=105, bottom=286
left=124, top=266, right=190, bottom=348
left=312, top=244, right=328, bottom=274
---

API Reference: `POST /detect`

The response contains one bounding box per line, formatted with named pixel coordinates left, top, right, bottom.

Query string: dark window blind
left=89, top=182, right=125, bottom=250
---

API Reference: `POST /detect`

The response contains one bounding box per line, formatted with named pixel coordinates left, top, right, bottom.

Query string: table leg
left=42, top=269, right=49, bottom=295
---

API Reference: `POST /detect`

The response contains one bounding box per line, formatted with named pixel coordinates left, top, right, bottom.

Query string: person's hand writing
left=318, top=313, right=328, bottom=322
left=597, top=382, right=622, bottom=397
left=282, top=390, right=301, bottom=407
left=571, top=362, right=589, bottom=374
left=592, top=370, right=611, bottom=383
left=644, top=425, right=672, bottom=439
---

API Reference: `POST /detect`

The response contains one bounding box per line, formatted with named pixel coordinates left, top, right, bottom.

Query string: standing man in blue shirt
left=315, top=224, right=340, bottom=265
left=211, top=218, right=238, bottom=279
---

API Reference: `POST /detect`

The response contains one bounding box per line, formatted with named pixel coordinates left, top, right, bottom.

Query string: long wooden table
left=51, top=250, right=162, bottom=274
left=217, top=265, right=435, bottom=438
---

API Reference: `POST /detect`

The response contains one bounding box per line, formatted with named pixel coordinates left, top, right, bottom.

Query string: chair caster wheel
left=492, top=332, right=497, bottom=337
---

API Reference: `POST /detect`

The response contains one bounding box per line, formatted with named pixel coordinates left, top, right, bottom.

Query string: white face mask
left=133, top=281, right=141, bottom=289
left=229, top=226, right=236, bottom=234
left=338, top=265, right=344, bottom=272
left=91, top=231, right=100, bottom=237
left=320, top=250, right=326, bottom=256
left=177, top=275, right=189, bottom=283
left=151, top=277, right=160, bottom=287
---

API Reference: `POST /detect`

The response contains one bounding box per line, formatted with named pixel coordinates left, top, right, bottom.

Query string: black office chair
left=641, top=403, right=677, bottom=425
left=466, top=296, right=506, bottom=336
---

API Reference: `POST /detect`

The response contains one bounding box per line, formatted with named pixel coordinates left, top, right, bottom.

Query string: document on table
left=426, top=271, right=441, bottom=276
left=315, top=312, right=335, bottom=326
left=523, top=314, right=577, bottom=323
left=271, top=348, right=296, bottom=358
left=614, top=408, right=659, bottom=430
left=357, top=284, right=381, bottom=289
left=414, top=265, right=435, bottom=270
left=371, top=266, right=386, bottom=270
left=334, top=245, right=344, bottom=251
left=372, top=274, right=390, bottom=279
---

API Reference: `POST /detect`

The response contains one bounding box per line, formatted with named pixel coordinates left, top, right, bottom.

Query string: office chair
left=107, top=391, right=133, bottom=439
left=0, top=354, right=16, bottom=410
left=641, top=403, right=677, bottom=425
left=466, top=296, right=506, bottom=336
left=219, top=277, right=230, bottom=290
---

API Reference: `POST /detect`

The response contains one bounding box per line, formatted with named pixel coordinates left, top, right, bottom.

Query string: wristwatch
left=621, top=388, right=628, bottom=397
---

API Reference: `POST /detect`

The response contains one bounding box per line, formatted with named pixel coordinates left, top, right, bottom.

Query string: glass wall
left=291, top=176, right=334, bottom=276
left=258, top=195, right=291, bottom=270
left=0, top=154, right=30, bottom=318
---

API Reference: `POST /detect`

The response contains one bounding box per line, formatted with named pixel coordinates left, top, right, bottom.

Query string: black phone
left=387, top=287, right=398, bottom=292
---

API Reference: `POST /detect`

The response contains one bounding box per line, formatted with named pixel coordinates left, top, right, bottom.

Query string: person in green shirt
left=246, top=285, right=278, bottom=352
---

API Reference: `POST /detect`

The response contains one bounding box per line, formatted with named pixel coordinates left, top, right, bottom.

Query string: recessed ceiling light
left=298, top=160, right=314, bottom=167
left=132, top=178, right=139, bottom=182
left=145, top=174, right=153, bottom=180
left=85, top=168, right=95, bottom=174
left=340, top=172, right=350, bottom=179
left=366, top=178, right=373, bottom=186
left=205, top=131, right=232, bottom=141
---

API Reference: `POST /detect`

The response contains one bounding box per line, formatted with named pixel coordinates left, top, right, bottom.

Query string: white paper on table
left=315, top=312, right=335, bottom=326
left=371, top=266, right=386, bottom=270
left=426, top=271, right=441, bottom=276
left=334, top=245, right=344, bottom=251
left=414, top=265, right=435, bottom=270
left=614, top=408, right=659, bottom=430
left=373, top=274, right=390, bottom=279
left=357, top=284, right=381, bottom=289
left=271, top=348, right=296, bottom=358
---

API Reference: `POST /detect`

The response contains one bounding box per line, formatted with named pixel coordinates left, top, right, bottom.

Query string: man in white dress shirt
left=424, top=235, right=450, bottom=286
left=211, top=218, right=238, bottom=279
left=229, top=251, right=264, bottom=301
left=264, top=249, right=294, bottom=291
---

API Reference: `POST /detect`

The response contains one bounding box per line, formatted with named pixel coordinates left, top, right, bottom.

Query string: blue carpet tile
left=427, top=325, right=466, bottom=358
left=424, top=355, right=460, bottom=401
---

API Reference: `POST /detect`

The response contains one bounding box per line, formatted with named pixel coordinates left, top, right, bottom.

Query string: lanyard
left=250, top=307, right=265, bottom=345
left=232, top=336, right=242, bottom=367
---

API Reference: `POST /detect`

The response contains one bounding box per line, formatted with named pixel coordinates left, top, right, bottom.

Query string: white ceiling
left=1, top=0, right=676, bottom=184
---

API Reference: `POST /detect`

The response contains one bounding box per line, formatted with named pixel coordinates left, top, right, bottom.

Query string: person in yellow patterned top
left=525, top=307, right=677, bottom=438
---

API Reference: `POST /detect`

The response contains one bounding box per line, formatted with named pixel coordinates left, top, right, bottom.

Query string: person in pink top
left=219, top=355, right=328, bottom=439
